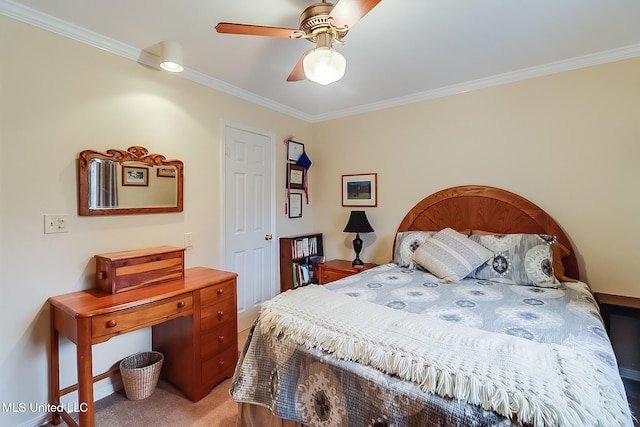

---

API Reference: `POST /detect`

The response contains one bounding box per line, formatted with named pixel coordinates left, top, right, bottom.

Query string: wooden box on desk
left=94, top=245, right=185, bottom=294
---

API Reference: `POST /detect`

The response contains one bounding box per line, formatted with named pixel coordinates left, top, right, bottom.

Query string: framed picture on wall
left=122, top=166, right=149, bottom=186
left=342, top=173, right=377, bottom=207
left=287, top=140, right=304, bottom=161
left=288, top=193, right=303, bottom=218
left=287, top=164, right=305, bottom=190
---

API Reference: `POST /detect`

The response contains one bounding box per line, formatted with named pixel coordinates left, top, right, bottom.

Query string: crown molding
left=2, top=0, right=638, bottom=124
left=311, top=43, right=640, bottom=122
left=0, top=0, right=314, bottom=122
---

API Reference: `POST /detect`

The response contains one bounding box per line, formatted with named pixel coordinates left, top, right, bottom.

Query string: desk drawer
left=200, top=297, right=236, bottom=331
left=93, top=294, right=192, bottom=340
left=200, top=279, right=235, bottom=306
left=319, top=269, right=352, bottom=284
left=202, top=345, right=237, bottom=386
left=201, top=320, right=236, bottom=359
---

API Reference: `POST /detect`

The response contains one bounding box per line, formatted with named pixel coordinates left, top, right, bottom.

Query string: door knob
left=265, top=234, right=273, bottom=240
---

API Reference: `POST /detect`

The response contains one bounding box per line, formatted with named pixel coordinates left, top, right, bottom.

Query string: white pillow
left=412, top=228, right=493, bottom=283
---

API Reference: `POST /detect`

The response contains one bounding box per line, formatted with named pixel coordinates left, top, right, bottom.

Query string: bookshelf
left=279, top=233, right=324, bottom=292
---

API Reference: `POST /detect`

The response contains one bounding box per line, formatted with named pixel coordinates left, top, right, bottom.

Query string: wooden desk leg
left=49, top=307, right=61, bottom=425
left=76, top=318, right=94, bottom=427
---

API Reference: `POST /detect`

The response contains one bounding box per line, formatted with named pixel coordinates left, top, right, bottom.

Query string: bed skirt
left=238, top=403, right=306, bottom=427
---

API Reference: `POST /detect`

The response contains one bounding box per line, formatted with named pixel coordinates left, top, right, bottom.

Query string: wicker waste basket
left=120, top=351, right=164, bottom=400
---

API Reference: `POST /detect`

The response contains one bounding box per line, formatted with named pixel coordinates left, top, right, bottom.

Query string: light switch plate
left=184, top=232, right=193, bottom=248
left=44, top=215, right=68, bottom=234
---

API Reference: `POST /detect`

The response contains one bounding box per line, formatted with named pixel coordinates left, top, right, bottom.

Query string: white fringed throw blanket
left=258, top=285, right=631, bottom=427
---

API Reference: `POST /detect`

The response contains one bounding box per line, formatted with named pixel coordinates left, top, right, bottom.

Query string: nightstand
left=317, top=259, right=378, bottom=285
left=594, top=292, right=640, bottom=333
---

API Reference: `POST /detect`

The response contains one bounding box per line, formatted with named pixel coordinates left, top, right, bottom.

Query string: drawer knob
left=106, top=319, right=117, bottom=328
left=217, top=289, right=224, bottom=295
left=218, top=361, right=225, bottom=368
left=217, top=311, right=224, bottom=318
left=218, top=335, right=225, bottom=343
left=177, top=301, right=185, bottom=308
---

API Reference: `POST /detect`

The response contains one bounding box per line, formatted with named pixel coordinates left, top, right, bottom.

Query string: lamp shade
left=303, top=47, right=346, bottom=85
left=343, top=211, right=374, bottom=233
left=160, top=41, right=184, bottom=73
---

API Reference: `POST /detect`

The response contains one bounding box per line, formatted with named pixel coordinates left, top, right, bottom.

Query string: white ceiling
left=2, top=0, right=640, bottom=122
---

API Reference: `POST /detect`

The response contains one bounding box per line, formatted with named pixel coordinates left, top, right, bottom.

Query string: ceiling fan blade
left=287, top=51, right=309, bottom=82
left=329, top=0, right=382, bottom=29
left=215, top=22, right=300, bottom=38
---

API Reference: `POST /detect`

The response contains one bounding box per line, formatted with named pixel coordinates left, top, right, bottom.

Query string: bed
left=230, top=185, right=633, bottom=427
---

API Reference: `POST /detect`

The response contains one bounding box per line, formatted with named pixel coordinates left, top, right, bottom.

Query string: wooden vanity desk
left=48, top=267, right=238, bottom=427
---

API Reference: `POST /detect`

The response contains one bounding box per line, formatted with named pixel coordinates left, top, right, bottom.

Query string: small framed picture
left=156, top=167, right=176, bottom=178
left=287, top=164, right=305, bottom=190
left=288, top=193, right=303, bottom=218
left=287, top=140, right=304, bottom=162
left=342, top=173, right=377, bottom=207
left=122, top=166, right=149, bottom=186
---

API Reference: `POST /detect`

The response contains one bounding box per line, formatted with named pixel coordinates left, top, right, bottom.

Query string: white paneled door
left=223, top=124, right=276, bottom=330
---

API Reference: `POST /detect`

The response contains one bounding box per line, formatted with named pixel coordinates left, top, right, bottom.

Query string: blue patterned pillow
left=468, top=233, right=558, bottom=287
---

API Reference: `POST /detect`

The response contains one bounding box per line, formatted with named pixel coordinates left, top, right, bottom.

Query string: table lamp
left=343, top=210, right=374, bottom=268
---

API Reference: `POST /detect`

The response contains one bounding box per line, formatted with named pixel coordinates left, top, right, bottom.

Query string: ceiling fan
left=215, top=0, right=382, bottom=85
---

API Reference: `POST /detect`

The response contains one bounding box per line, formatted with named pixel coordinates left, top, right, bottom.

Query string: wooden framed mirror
left=78, top=146, right=184, bottom=216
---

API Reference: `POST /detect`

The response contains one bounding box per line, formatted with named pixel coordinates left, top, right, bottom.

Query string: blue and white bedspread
left=230, top=263, right=633, bottom=427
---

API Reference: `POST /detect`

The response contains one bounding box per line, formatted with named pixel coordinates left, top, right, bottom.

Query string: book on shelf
left=292, top=263, right=298, bottom=288
left=301, top=263, right=310, bottom=284
left=308, top=236, right=317, bottom=254
left=292, top=262, right=313, bottom=288
left=291, top=236, right=320, bottom=259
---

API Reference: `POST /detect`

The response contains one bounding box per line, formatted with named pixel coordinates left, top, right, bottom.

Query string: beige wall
left=0, top=16, right=313, bottom=426
left=2, top=13, right=640, bottom=427
left=312, top=57, right=640, bottom=299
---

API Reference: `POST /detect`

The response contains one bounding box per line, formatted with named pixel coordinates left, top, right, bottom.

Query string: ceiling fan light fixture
left=303, top=46, right=346, bottom=85
left=159, top=41, right=184, bottom=73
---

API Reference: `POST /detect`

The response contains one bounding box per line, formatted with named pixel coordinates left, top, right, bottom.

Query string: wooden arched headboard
left=396, top=185, right=579, bottom=280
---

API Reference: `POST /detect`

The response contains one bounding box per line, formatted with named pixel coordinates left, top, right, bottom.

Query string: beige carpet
left=45, top=329, right=249, bottom=427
